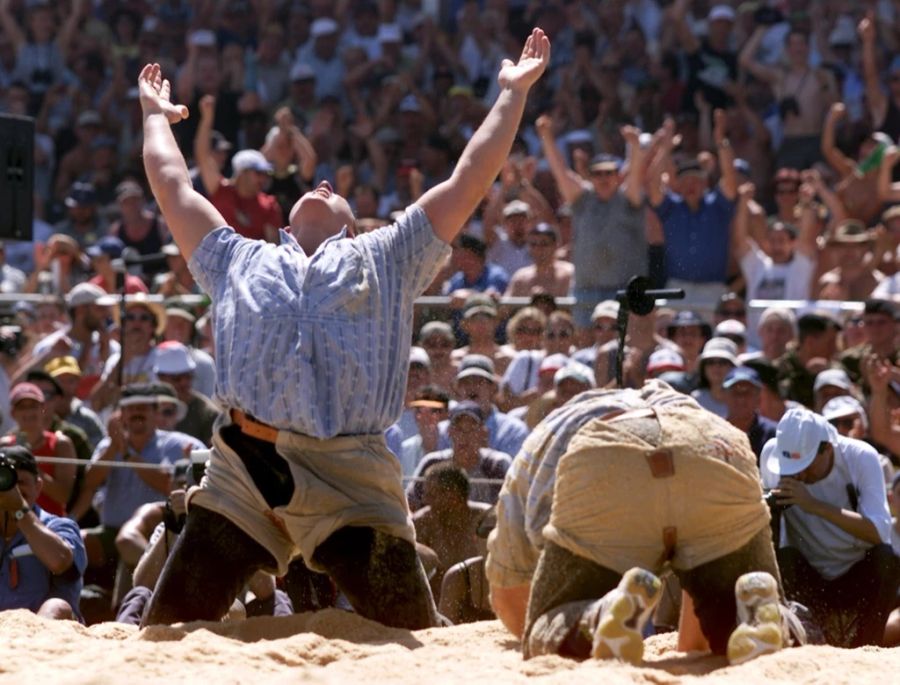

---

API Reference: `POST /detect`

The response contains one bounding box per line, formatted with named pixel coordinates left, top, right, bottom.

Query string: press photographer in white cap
left=762, top=406, right=899, bottom=646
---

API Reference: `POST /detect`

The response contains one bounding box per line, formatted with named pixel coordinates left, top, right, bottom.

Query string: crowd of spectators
left=0, top=0, right=900, bottom=651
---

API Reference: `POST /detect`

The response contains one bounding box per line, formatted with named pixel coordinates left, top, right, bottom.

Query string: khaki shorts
left=544, top=405, right=770, bottom=575
left=187, top=413, right=415, bottom=576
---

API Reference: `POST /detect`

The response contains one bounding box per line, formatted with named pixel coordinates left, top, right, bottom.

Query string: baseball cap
left=503, top=199, right=531, bottom=218
left=449, top=400, right=485, bottom=424
left=769, top=407, right=838, bottom=476
left=463, top=293, right=498, bottom=320
left=147, top=382, right=188, bottom=421
left=76, top=110, right=102, bottom=128
left=675, top=158, right=705, bottom=176
left=231, top=149, right=273, bottom=175
left=165, top=306, right=196, bottom=324
left=115, top=180, right=144, bottom=201
left=65, top=181, right=97, bottom=207
left=210, top=130, right=233, bottom=152
left=554, top=361, right=596, bottom=388
left=589, top=153, right=622, bottom=172
left=667, top=310, right=712, bottom=338
left=591, top=300, right=619, bottom=321
left=813, top=368, right=853, bottom=393
left=708, top=4, right=736, bottom=22
left=456, top=354, right=497, bottom=383
left=119, top=382, right=163, bottom=407
left=797, top=310, right=842, bottom=334
left=66, top=282, right=117, bottom=308
left=529, top=223, right=557, bottom=240
left=10, top=382, right=45, bottom=406
left=289, top=62, right=315, bottom=82
left=153, top=341, right=197, bottom=375
left=591, top=299, right=620, bottom=322
left=86, top=235, right=125, bottom=260
left=733, top=158, right=751, bottom=176
left=419, top=320, right=454, bottom=343
left=723, top=366, right=762, bottom=390
left=646, top=347, right=685, bottom=375
left=539, top=353, right=569, bottom=376
left=700, top=337, right=738, bottom=364
left=45, top=355, right=82, bottom=379
left=864, top=298, right=895, bottom=318
left=822, top=395, right=868, bottom=428
left=310, top=17, right=339, bottom=38
left=714, top=318, right=746, bottom=342
left=409, top=346, right=431, bottom=368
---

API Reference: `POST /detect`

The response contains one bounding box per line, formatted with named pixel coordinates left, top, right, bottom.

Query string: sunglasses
left=704, top=358, right=733, bottom=367
left=518, top=326, right=544, bottom=336
left=546, top=330, right=572, bottom=340
left=124, top=312, right=155, bottom=323
left=594, top=323, right=616, bottom=332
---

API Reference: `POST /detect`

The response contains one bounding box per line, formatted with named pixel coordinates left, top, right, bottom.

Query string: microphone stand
left=614, top=276, right=685, bottom=388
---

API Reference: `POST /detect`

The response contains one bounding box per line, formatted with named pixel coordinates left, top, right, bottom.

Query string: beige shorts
left=544, top=405, right=769, bottom=575
left=187, top=413, right=415, bottom=576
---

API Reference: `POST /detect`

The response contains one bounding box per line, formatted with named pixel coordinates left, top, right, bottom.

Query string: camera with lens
left=0, top=454, right=18, bottom=492
left=0, top=325, right=24, bottom=357
left=763, top=488, right=792, bottom=515
left=778, top=96, right=801, bottom=120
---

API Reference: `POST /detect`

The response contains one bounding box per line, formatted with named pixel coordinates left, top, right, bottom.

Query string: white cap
left=822, top=395, right=868, bottom=430
left=377, top=23, right=402, bottom=43
left=310, top=17, right=339, bottom=38
left=539, top=353, right=569, bottom=375
left=289, top=62, right=315, bottom=81
left=66, top=282, right=117, bottom=308
left=409, top=346, right=431, bottom=368
left=708, top=4, right=736, bottom=22
left=503, top=199, right=531, bottom=218
left=647, top=347, right=685, bottom=375
left=813, top=368, right=853, bottom=394
left=714, top=318, right=746, bottom=340
left=769, top=407, right=838, bottom=477
left=231, top=149, right=273, bottom=175
left=153, top=341, right=197, bottom=375
left=699, top=337, right=738, bottom=364
left=591, top=299, right=620, bottom=322
left=554, top=361, right=596, bottom=388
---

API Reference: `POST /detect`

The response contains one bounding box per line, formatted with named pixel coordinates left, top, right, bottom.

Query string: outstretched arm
left=140, top=63, right=226, bottom=262
left=419, top=28, right=550, bottom=243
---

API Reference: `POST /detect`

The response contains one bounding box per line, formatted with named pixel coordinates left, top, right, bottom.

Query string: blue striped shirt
left=188, top=205, right=451, bottom=437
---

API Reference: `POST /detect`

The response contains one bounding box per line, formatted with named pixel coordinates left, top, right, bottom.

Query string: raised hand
left=535, top=113, right=554, bottom=139
left=498, top=28, right=551, bottom=94
left=712, top=108, right=728, bottom=145
left=858, top=11, right=876, bottom=44
left=737, top=182, right=755, bottom=203
left=198, top=94, right=216, bottom=123
left=138, top=63, right=189, bottom=124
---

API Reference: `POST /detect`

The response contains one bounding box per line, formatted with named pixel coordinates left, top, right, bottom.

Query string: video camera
left=0, top=454, right=18, bottom=492
left=0, top=325, right=24, bottom=357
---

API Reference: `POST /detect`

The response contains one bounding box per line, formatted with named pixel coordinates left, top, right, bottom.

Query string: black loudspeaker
left=0, top=114, right=34, bottom=241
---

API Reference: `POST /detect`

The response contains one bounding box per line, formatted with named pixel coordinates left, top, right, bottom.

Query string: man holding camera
left=0, top=445, right=87, bottom=621
left=763, top=407, right=899, bottom=646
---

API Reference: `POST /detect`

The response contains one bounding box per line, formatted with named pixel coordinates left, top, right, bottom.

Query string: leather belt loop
left=645, top=449, right=675, bottom=478
left=231, top=409, right=280, bottom=444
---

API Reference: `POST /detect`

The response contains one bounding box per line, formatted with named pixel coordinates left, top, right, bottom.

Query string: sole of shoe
left=592, top=567, right=662, bottom=666
left=727, top=571, right=783, bottom=666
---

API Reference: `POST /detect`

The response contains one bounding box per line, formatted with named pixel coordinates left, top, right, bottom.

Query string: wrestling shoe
left=726, top=571, right=784, bottom=665
left=591, top=567, right=662, bottom=665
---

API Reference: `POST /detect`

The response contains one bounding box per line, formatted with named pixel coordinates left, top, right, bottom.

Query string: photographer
left=762, top=407, right=899, bottom=646
left=0, top=445, right=86, bottom=621
left=0, top=325, right=24, bottom=435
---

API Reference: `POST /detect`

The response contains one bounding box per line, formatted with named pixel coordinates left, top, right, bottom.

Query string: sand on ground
left=0, top=609, right=895, bottom=684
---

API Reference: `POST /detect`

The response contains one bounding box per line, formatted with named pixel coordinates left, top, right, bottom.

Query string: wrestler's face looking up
left=288, top=181, right=358, bottom=250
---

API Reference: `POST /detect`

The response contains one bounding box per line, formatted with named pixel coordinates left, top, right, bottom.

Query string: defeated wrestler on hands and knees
left=136, top=30, right=550, bottom=628
left=486, top=381, right=807, bottom=665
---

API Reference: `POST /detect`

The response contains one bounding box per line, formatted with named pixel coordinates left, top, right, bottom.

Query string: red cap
left=9, top=382, right=45, bottom=406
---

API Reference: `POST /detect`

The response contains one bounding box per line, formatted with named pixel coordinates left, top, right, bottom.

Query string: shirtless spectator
left=107, top=181, right=170, bottom=260
left=740, top=24, right=838, bottom=170
left=817, top=220, right=884, bottom=302
left=413, top=464, right=490, bottom=597
left=194, top=94, right=283, bottom=243
left=451, top=294, right=508, bottom=376
left=505, top=223, right=573, bottom=299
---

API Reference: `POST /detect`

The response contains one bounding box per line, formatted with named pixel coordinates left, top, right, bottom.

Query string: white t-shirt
left=872, top=273, right=900, bottom=299
left=487, top=232, right=532, bottom=279
left=761, top=436, right=892, bottom=580
left=741, top=246, right=815, bottom=347
left=500, top=349, right=545, bottom=396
